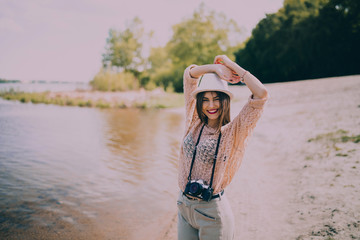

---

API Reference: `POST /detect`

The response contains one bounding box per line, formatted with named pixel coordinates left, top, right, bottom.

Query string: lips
left=207, top=109, right=218, bottom=114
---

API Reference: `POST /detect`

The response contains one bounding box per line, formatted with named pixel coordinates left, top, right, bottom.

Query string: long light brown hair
left=196, top=91, right=231, bottom=132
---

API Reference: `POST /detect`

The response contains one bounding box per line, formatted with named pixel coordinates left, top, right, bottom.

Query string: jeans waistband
left=183, top=190, right=224, bottom=201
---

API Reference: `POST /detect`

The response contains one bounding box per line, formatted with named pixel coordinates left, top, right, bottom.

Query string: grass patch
left=95, top=100, right=110, bottom=109
left=341, top=135, right=360, bottom=143
left=0, top=90, right=184, bottom=109
left=335, top=153, right=348, bottom=157
left=0, top=91, right=49, bottom=104
left=78, top=100, right=93, bottom=107
left=115, top=102, right=127, bottom=108
left=307, top=130, right=359, bottom=158
left=307, top=129, right=348, bottom=142
left=134, top=102, right=147, bottom=109
left=65, top=99, right=75, bottom=106
left=308, top=130, right=360, bottom=144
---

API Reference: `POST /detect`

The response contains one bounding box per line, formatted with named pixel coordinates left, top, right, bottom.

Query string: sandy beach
left=1, top=75, right=359, bottom=240
left=161, top=75, right=360, bottom=240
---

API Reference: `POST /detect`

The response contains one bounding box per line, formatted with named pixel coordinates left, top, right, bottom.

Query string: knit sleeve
left=183, top=65, right=199, bottom=131
left=220, top=95, right=268, bottom=187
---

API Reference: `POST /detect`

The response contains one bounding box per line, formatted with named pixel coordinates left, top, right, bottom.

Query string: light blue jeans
left=177, top=191, right=235, bottom=240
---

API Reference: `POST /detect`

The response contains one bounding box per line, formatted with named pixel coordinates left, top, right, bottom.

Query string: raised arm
left=214, top=55, right=268, bottom=100
left=189, top=64, right=237, bottom=82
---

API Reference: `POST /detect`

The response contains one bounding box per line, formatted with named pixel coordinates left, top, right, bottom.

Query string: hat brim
left=191, top=89, right=233, bottom=100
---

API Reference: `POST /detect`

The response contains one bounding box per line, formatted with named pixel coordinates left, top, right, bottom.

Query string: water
left=0, top=98, right=184, bottom=239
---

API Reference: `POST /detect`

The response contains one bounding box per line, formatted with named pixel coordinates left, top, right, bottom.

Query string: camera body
left=184, top=179, right=214, bottom=201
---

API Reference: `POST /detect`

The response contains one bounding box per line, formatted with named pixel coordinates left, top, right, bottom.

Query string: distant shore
left=0, top=79, right=21, bottom=83
left=0, top=88, right=184, bottom=109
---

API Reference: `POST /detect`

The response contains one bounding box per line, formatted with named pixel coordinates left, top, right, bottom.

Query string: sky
left=0, top=0, right=284, bottom=83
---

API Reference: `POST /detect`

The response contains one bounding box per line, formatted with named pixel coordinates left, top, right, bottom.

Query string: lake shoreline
left=1, top=75, right=359, bottom=239
left=0, top=88, right=184, bottom=109
left=1, top=75, right=358, bottom=110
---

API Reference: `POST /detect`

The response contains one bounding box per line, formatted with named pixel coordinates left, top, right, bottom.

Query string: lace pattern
left=183, top=131, right=218, bottom=164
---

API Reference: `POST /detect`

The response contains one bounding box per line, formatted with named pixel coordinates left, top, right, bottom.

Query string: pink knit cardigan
left=178, top=65, right=268, bottom=194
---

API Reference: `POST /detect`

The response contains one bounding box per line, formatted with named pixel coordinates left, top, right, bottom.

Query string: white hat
left=191, top=73, right=233, bottom=99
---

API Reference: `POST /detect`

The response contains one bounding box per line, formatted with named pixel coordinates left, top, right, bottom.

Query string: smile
left=207, top=109, right=218, bottom=114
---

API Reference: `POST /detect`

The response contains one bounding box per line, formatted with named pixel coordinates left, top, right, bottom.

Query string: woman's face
left=202, top=91, right=221, bottom=122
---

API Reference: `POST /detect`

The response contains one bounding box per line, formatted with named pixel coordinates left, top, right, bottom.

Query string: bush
left=90, top=69, right=140, bottom=91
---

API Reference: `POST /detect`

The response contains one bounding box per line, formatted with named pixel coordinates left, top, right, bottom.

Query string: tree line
left=235, top=0, right=360, bottom=83
left=91, top=0, right=360, bottom=92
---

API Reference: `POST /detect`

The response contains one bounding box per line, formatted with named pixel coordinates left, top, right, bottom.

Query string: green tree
left=95, top=17, right=153, bottom=91
left=102, top=17, right=146, bottom=74
left=235, top=0, right=360, bottom=83
left=146, top=46, right=173, bottom=90
left=164, top=4, right=244, bottom=92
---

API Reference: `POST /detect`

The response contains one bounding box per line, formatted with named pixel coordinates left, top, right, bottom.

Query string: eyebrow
left=202, top=96, right=220, bottom=100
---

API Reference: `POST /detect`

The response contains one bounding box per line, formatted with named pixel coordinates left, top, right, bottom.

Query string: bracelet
left=240, top=71, right=248, bottom=83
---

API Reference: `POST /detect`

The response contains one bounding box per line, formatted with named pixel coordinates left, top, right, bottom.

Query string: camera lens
left=189, top=182, right=202, bottom=195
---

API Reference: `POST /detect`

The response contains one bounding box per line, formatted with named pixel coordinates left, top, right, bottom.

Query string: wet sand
left=160, top=75, right=360, bottom=240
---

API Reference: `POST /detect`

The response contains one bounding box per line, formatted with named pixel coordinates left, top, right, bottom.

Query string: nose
left=209, top=100, right=215, bottom=108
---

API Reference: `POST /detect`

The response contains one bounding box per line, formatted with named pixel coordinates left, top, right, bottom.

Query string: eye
left=202, top=98, right=209, bottom=102
left=214, top=97, right=220, bottom=101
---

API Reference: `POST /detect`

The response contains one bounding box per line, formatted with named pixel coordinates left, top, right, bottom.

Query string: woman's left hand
left=214, top=55, right=241, bottom=83
left=215, top=55, right=268, bottom=99
left=215, top=64, right=239, bottom=83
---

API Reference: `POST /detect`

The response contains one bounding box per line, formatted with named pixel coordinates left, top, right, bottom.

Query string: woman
left=177, top=55, right=268, bottom=239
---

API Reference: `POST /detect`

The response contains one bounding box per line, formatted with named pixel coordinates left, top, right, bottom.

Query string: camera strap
left=187, top=124, right=222, bottom=190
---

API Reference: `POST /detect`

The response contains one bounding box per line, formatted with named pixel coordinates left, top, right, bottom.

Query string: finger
left=233, top=78, right=240, bottom=83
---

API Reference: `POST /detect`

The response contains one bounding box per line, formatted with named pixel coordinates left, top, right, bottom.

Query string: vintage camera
left=184, top=179, right=214, bottom=201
